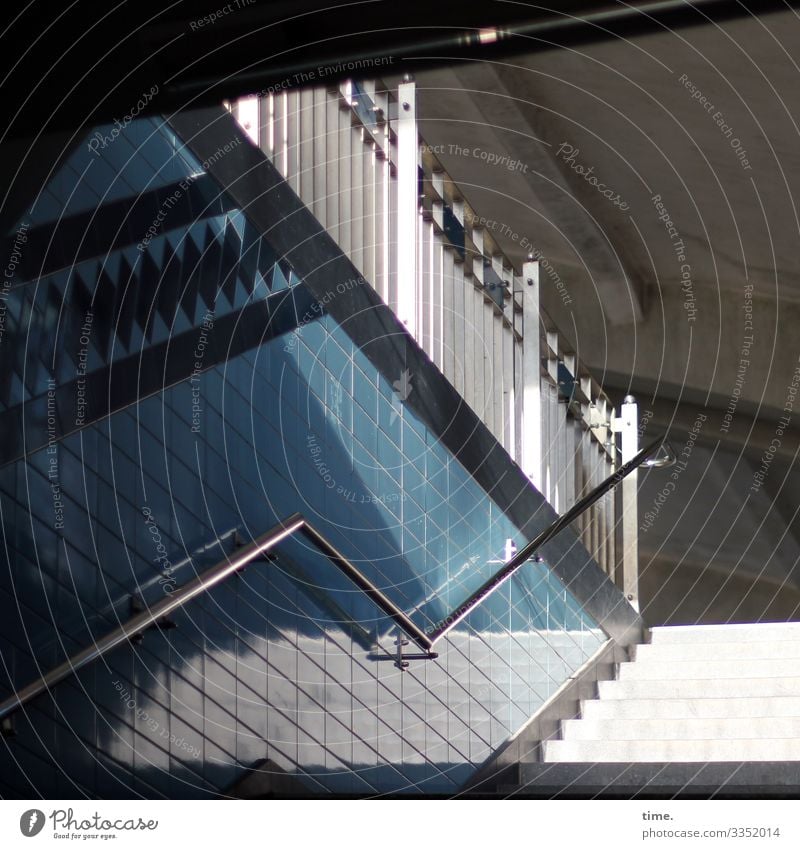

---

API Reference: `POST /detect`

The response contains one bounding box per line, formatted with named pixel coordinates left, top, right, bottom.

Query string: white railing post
left=521, top=256, right=543, bottom=492
left=396, top=74, right=418, bottom=335
left=614, top=394, right=640, bottom=610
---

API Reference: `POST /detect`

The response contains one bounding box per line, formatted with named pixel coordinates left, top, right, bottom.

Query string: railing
left=427, top=433, right=674, bottom=642
left=0, top=433, right=672, bottom=732
left=0, top=515, right=303, bottom=734
left=227, top=76, right=632, bottom=586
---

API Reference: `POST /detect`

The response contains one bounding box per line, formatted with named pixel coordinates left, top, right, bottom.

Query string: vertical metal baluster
left=395, top=75, right=418, bottom=334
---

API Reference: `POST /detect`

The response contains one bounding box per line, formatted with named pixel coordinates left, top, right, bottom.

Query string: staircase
left=473, top=623, right=800, bottom=797
left=545, top=622, right=800, bottom=763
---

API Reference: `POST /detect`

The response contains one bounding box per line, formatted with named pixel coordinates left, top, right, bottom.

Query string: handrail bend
left=0, top=434, right=672, bottom=726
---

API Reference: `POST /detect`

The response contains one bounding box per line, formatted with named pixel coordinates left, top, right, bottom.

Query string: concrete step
left=618, top=657, right=800, bottom=680
left=634, top=640, right=800, bottom=662
left=562, top=716, right=800, bottom=741
left=649, top=623, right=800, bottom=644
left=543, top=624, right=800, bottom=767
left=514, top=762, right=800, bottom=797
left=598, top=677, right=800, bottom=699
left=581, top=695, right=800, bottom=720
left=543, top=737, right=800, bottom=762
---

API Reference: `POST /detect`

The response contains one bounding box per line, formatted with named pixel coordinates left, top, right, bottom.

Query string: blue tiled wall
left=0, top=117, right=606, bottom=798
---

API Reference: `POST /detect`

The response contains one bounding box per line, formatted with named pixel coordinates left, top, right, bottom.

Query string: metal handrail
left=643, top=440, right=677, bottom=468
left=0, top=514, right=305, bottom=728
left=0, top=513, right=434, bottom=728
left=296, top=522, right=433, bottom=651
left=0, top=435, right=672, bottom=726
left=425, top=433, right=674, bottom=643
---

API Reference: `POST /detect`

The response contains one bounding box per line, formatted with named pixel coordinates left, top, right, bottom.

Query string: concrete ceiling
left=396, top=7, right=800, bottom=623
left=406, top=7, right=800, bottom=412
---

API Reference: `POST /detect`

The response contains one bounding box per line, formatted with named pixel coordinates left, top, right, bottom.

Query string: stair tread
left=563, top=717, right=800, bottom=741
left=598, top=678, right=800, bottom=698
left=618, top=658, right=800, bottom=679
left=581, top=695, right=800, bottom=719
left=544, top=737, right=800, bottom=762
left=547, top=625, right=800, bottom=765
left=649, top=623, right=800, bottom=644
left=512, top=762, right=800, bottom=797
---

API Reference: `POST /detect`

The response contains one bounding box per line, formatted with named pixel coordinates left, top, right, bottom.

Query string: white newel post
left=396, top=75, right=418, bottom=336
left=615, top=394, right=640, bottom=610
left=521, top=256, right=543, bottom=493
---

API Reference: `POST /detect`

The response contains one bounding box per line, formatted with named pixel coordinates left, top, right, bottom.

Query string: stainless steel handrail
left=0, top=513, right=434, bottom=727
left=297, top=523, right=433, bottom=650
left=425, top=434, right=674, bottom=643
left=0, top=436, right=672, bottom=726
left=643, top=440, right=677, bottom=468
left=0, top=515, right=304, bottom=726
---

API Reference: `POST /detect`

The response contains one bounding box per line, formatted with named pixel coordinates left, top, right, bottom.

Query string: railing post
left=395, top=73, right=418, bottom=334
left=615, top=394, right=640, bottom=610
left=521, top=255, right=543, bottom=492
